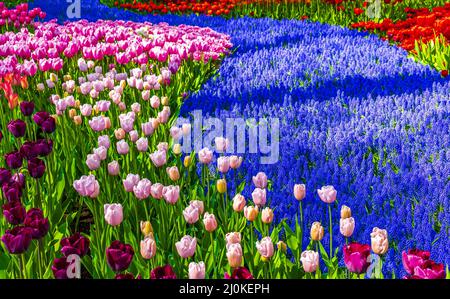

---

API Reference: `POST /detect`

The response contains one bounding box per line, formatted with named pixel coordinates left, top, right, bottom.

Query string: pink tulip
left=232, top=194, right=246, bottom=212
left=80, top=104, right=93, bottom=116
left=182, top=123, right=191, bottom=136
left=189, top=262, right=205, bottom=279
left=166, top=166, right=180, bottom=181
left=104, top=203, right=123, bottom=226
left=317, top=186, right=337, bottom=204
left=226, top=243, right=242, bottom=268
left=129, top=130, right=139, bottom=143
left=115, top=128, right=126, bottom=140
left=93, top=146, right=107, bottom=161
left=123, top=174, right=140, bottom=192
left=252, top=172, right=268, bottom=189
left=136, top=137, right=148, bottom=152
left=340, top=217, right=355, bottom=238
left=90, top=89, right=99, bottom=99
left=158, top=107, right=170, bottom=124
left=370, top=227, right=389, bottom=255
left=229, top=156, right=243, bottom=169
left=150, top=183, right=164, bottom=199
left=189, top=200, right=204, bottom=215
left=73, top=175, right=100, bottom=198
left=133, top=179, right=152, bottom=200
left=225, top=232, right=241, bottom=245
left=217, top=156, right=230, bottom=173
left=140, top=236, right=156, bottom=259
left=162, top=185, right=180, bottom=205
left=300, top=250, right=319, bottom=273
left=203, top=212, right=217, bottom=232
left=157, top=142, right=169, bottom=152
left=251, top=188, right=267, bottom=207
left=150, top=95, right=160, bottom=108
left=198, top=147, right=213, bottom=164
left=108, top=161, right=120, bottom=176
left=175, top=235, right=197, bottom=258
left=170, top=126, right=182, bottom=141
left=141, top=122, right=154, bottom=136
left=89, top=116, right=107, bottom=132
left=215, top=137, right=229, bottom=153
left=142, top=90, right=150, bottom=101
left=86, top=153, right=101, bottom=170
left=96, top=100, right=110, bottom=112
left=150, top=150, right=167, bottom=167
left=131, top=102, right=141, bottom=114
left=116, top=140, right=129, bottom=155
left=261, top=207, right=274, bottom=224
left=183, top=205, right=200, bottom=224
left=98, top=135, right=110, bottom=149
left=256, top=237, right=274, bottom=259
left=119, top=112, right=135, bottom=133
left=294, top=184, right=306, bottom=201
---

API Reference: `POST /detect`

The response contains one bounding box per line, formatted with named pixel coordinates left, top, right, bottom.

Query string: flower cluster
left=0, top=2, right=46, bottom=31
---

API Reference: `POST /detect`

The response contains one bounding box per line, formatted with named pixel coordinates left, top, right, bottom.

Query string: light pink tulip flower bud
left=175, top=235, right=197, bottom=258
left=86, top=153, right=101, bottom=170
left=300, top=250, right=319, bottom=273
left=256, top=237, right=274, bottom=260
left=136, top=137, right=149, bottom=152
left=370, top=227, right=389, bottom=255
left=226, top=243, right=242, bottom=268
left=80, top=104, right=92, bottom=116
left=108, top=161, right=120, bottom=176
left=252, top=188, right=267, bottom=207
left=217, top=156, right=230, bottom=173
left=133, top=179, right=152, bottom=200
left=203, top=212, right=218, bottom=232
left=232, top=194, right=246, bottom=212
left=131, top=102, right=141, bottom=114
left=129, top=130, right=139, bottom=143
left=225, top=232, right=241, bottom=245
left=183, top=205, right=200, bottom=224
left=189, top=262, right=205, bottom=279
left=150, top=150, right=167, bottom=167
left=142, top=90, right=150, bottom=101
left=229, top=156, right=243, bottom=169
left=190, top=200, right=204, bottom=215
left=93, top=146, right=107, bottom=161
left=261, top=207, right=274, bottom=224
left=157, top=142, right=169, bottom=152
left=73, top=175, right=100, bottom=198
left=123, top=173, right=140, bottom=192
left=104, top=203, right=123, bottom=226
left=98, top=135, right=110, bottom=149
left=252, top=172, right=268, bottom=189
left=294, top=184, right=306, bottom=201
left=182, top=123, right=191, bottom=136
left=317, top=185, right=337, bottom=204
left=141, top=122, right=154, bottom=136
left=166, top=166, right=180, bottom=181
left=162, top=185, right=180, bottom=205
left=115, top=128, right=126, bottom=140
left=215, top=137, right=229, bottom=153
left=116, top=140, right=129, bottom=155
left=140, top=236, right=156, bottom=259
left=150, top=183, right=164, bottom=199
left=340, top=217, right=355, bottom=238
left=150, top=95, right=160, bottom=108
left=198, top=147, right=213, bottom=164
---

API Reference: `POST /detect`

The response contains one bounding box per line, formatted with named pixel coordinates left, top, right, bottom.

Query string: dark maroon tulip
left=115, top=273, right=142, bottom=279
left=20, top=101, right=35, bottom=116
left=224, top=267, right=253, bottom=279
left=150, top=264, right=177, bottom=279
left=11, top=172, right=26, bottom=188
left=2, top=201, right=26, bottom=225
left=20, top=141, right=39, bottom=160
left=343, top=242, right=371, bottom=274
left=2, top=181, right=22, bottom=202
left=1, top=226, right=33, bottom=254
left=52, top=257, right=69, bottom=279
left=33, top=111, right=50, bottom=126
left=106, top=240, right=134, bottom=272
left=28, top=158, right=46, bottom=178
left=0, top=168, right=12, bottom=186
left=411, top=260, right=446, bottom=279
left=24, top=208, right=49, bottom=239
left=41, top=117, right=56, bottom=133
left=7, top=119, right=26, bottom=138
left=402, top=249, right=431, bottom=275
left=60, top=233, right=90, bottom=257
left=35, top=139, right=53, bottom=156
left=5, top=151, right=23, bottom=169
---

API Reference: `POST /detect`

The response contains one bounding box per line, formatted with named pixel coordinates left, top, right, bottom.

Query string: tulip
left=183, top=205, right=200, bottom=224
left=104, top=204, right=123, bottom=226
left=89, top=116, right=107, bottom=132
left=189, top=200, right=204, bottom=215
left=11, top=173, right=26, bottom=189
left=69, top=109, right=77, bottom=119
left=2, top=201, right=26, bottom=225
left=150, top=150, right=167, bottom=167
left=166, top=166, right=180, bottom=181
left=294, top=184, right=306, bottom=201
left=24, top=208, right=49, bottom=239
left=310, top=222, right=324, bottom=241
left=317, top=185, right=337, bottom=204
left=33, top=111, right=50, bottom=126
left=226, top=243, right=243, bottom=268
left=131, top=103, right=141, bottom=114
left=261, top=207, right=274, bottom=224
left=182, top=124, right=191, bottom=136
left=175, top=235, right=197, bottom=258
left=140, top=221, right=153, bottom=237
left=224, top=267, right=253, bottom=279
left=141, top=122, right=154, bottom=136
left=217, top=179, right=227, bottom=194
left=215, top=137, right=229, bottom=153
left=136, top=137, right=148, bottom=152
left=343, top=243, right=371, bottom=274
left=41, top=116, right=56, bottom=133
left=189, top=262, right=206, bottom=279
left=140, top=236, right=157, bottom=259
left=150, top=183, right=164, bottom=199
left=106, top=240, right=134, bottom=272
left=198, top=147, right=213, bottom=164
left=86, top=153, right=101, bottom=170
left=1, top=226, right=33, bottom=254
left=410, top=260, right=445, bottom=279
left=157, top=142, right=169, bottom=152
left=244, top=206, right=258, bottom=222
left=183, top=156, right=191, bottom=168
left=60, top=233, right=90, bottom=257
left=170, top=127, right=182, bottom=140
left=340, top=217, right=355, bottom=238
left=108, top=161, right=120, bottom=176
left=20, top=101, right=35, bottom=116
left=161, top=96, right=169, bottom=106
left=256, top=237, right=274, bottom=260
left=252, top=172, right=268, bottom=189
left=251, top=188, right=266, bottom=207
left=232, top=194, right=246, bottom=212
left=7, top=119, right=26, bottom=138
left=0, top=168, right=12, bottom=186
left=114, top=128, right=126, bottom=140
left=133, top=179, right=152, bottom=200
left=151, top=265, right=177, bottom=279
left=80, top=104, right=92, bottom=116
left=172, top=143, right=182, bottom=155
left=162, top=185, right=180, bottom=205
left=28, top=158, right=46, bottom=178
left=203, top=212, right=218, bottom=232
left=370, top=227, right=389, bottom=255
left=123, top=173, right=140, bottom=192
left=150, top=95, right=160, bottom=108
left=402, top=249, right=431, bottom=275
left=2, top=181, right=22, bottom=202
left=229, top=155, right=243, bottom=169
left=52, top=257, right=69, bottom=279
left=217, top=156, right=230, bottom=173
left=73, top=116, right=82, bottom=125
left=300, top=250, right=319, bottom=273
left=129, top=130, right=139, bottom=143
left=73, top=175, right=100, bottom=198
left=225, top=232, right=241, bottom=245
left=340, top=205, right=352, bottom=219
left=116, top=140, right=129, bottom=155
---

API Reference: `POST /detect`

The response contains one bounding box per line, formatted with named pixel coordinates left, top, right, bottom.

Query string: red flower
left=441, top=70, right=448, bottom=77
left=150, top=264, right=177, bottom=279
left=224, top=267, right=253, bottom=279
left=354, top=8, right=364, bottom=16
left=343, top=242, right=371, bottom=274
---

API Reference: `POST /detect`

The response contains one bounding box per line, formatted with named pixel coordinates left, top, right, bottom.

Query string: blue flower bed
left=30, top=0, right=450, bottom=277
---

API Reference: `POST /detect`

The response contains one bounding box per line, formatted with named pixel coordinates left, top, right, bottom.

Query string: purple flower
left=28, top=158, right=46, bottom=178
left=106, top=240, right=134, bottom=272
left=1, top=226, right=33, bottom=254
left=60, top=233, right=90, bottom=257
left=20, top=101, right=35, bottom=116
left=33, top=111, right=50, bottom=126
left=2, top=201, right=26, bottom=225
left=7, top=119, right=26, bottom=138
left=20, top=141, right=39, bottom=160
left=24, top=208, right=49, bottom=239
left=2, top=181, right=22, bottom=202
left=5, top=151, right=23, bottom=169
left=41, top=116, right=56, bottom=133
left=0, top=168, right=12, bottom=186
left=150, top=265, right=177, bottom=279
left=51, top=257, right=69, bottom=279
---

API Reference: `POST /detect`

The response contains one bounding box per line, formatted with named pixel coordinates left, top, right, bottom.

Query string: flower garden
left=0, top=0, right=449, bottom=280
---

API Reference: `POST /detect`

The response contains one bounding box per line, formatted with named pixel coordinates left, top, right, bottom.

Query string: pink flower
left=150, top=150, right=167, bottom=167
left=142, top=90, right=150, bottom=101
left=150, top=95, right=160, bottom=108
left=251, top=188, right=266, bottom=207
left=131, top=102, right=141, bottom=114
left=339, top=217, right=355, bottom=238
left=261, top=207, right=274, bottom=224
left=317, top=185, right=337, bottom=204
left=300, top=250, right=319, bottom=273
left=410, top=260, right=445, bottom=279
left=140, top=236, right=156, bottom=259
left=402, top=249, right=431, bottom=275
left=189, top=262, right=205, bottom=279
left=252, top=172, right=267, bottom=189
left=141, top=122, right=154, bottom=136
left=119, top=112, right=135, bottom=133
left=136, top=137, right=148, bottom=152
left=232, top=194, right=246, bottom=212
left=93, top=146, right=107, bottom=161
left=215, top=137, right=229, bottom=153
left=175, top=235, right=197, bottom=258
left=217, top=156, right=230, bottom=173
left=115, top=128, right=126, bottom=140
left=226, top=243, right=242, bottom=268
left=225, top=232, right=241, bottom=245
left=183, top=205, right=200, bottom=224
left=104, top=203, right=123, bottom=226
left=162, top=185, right=180, bottom=205
left=343, top=243, right=371, bottom=274
left=73, top=175, right=100, bottom=198
left=98, top=135, right=110, bottom=149
left=256, top=237, right=274, bottom=259
left=129, top=130, right=139, bottom=143
left=370, top=227, right=389, bottom=255
left=203, top=212, right=217, bottom=232
left=86, top=153, right=101, bottom=170
left=229, top=156, right=243, bottom=169
left=198, top=147, right=213, bottom=164
left=116, top=140, right=129, bottom=155
left=80, top=104, right=92, bottom=116
left=294, top=184, right=306, bottom=201
left=133, top=179, right=152, bottom=200
left=157, top=108, right=170, bottom=124
left=89, top=116, right=107, bottom=132
left=157, top=142, right=169, bottom=152
left=189, top=200, right=204, bottom=215
left=123, top=174, right=140, bottom=192
left=170, top=126, right=182, bottom=141
left=108, top=161, right=120, bottom=176
left=150, top=183, right=164, bottom=199
left=96, top=100, right=110, bottom=112
left=166, top=166, right=180, bottom=181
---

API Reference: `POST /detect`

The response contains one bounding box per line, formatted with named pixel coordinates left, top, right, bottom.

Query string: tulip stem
left=20, top=254, right=27, bottom=279
left=328, top=204, right=332, bottom=259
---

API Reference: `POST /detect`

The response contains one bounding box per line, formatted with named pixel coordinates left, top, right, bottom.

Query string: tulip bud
left=161, top=96, right=169, bottom=106
left=173, top=143, right=182, bottom=155
left=63, top=75, right=72, bottom=82
left=340, top=217, right=355, bottom=238
left=140, top=236, right=156, bottom=260
left=232, top=194, right=246, bottom=212
left=244, top=206, right=258, bottom=222
left=166, top=166, right=180, bottom=181
left=370, top=227, right=389, bottom=255
left=73, top=116, right=82, bottom=125
left=69, top=109, right=77, bottom=119
left=294, top=184, right=306, bottom=201
left=203, top=212, right=218, bottom=232
left=50, top=73, right=58, bottom=83
left=37, top=83, right=45, bottom=92
left=217, top=179, right=227, bottom=194
left=183, top=156, right=191, bottom=168
left=340, top=205, right=352, bottom=219
left=261, top=207, right=274, bottom=224
left=115, top=128, right=126, bottom=140
left=140, top=221, right=153, bottom=237
left=277, top=241, right=287, bottom=252
left=226, top=243, right=242, bottom=268
left=74, top=100, right=80, bottom=108
left=310, top=222, right=324, bottom=241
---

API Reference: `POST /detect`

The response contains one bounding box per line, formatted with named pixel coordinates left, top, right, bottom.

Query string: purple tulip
left=35, top=139, right=53, bottom=157
left=0, top=130, right=2, bottom=142
left=0, top=168, right=12, bottom=185
left=51, top=257, right=69, bottom=279
left=2, top=201, right=26, bottom=225
left=106, top=240, right=134, bottom=272
left=11, top=173, right=26, bottom=188
left=60, top=233, right=90, bottom=257
left=5, top=151, right=23, bottom=169
left=224, top=267, right=253, bottom=279
left=33, top=111, right=50, bottom=126
left=150, top=265, right=177, bottom=279
left=2, top=181, right=22, bottom=202
left=20, top=101, right=35, bottom=116
left=1, top=226, right=33, bottom=254
left=28, top=158, right=46, bottom=178
left=7, top=119, right=26, bottom=138
left=24, top=208, right=49, bottom=239
left=41, top=116, right=56, bottom=133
